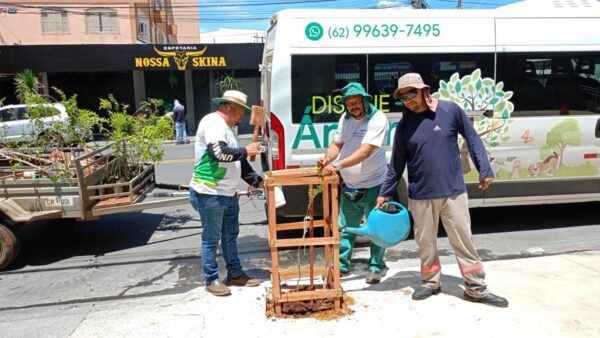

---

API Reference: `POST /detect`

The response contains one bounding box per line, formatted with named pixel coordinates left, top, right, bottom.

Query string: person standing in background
left=174, top=99, right=187, bottom=144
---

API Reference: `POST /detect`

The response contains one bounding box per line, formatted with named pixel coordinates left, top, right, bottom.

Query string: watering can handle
left=381, top=201, right=407, bottom=213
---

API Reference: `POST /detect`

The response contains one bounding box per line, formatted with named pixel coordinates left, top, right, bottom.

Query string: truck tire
left=0, top=224, right=19, bottom=271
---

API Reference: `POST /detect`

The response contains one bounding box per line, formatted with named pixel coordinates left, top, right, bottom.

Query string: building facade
left=0, top=44, right=263, bottom=134
left=0, top=0, right=200, bottom=45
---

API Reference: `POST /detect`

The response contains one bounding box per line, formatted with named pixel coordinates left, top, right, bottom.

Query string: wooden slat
left=266, top=167, right=319, bottom=178
left=276, top=219, right=326, bottom=231
left=271, top=237, right=338, bottom=248
left=278, top=266, right=327, bottom=280
left=92, top=195, right=135, bottom=208
left=266, top=185, right=282, bottom=316
left=130, top=167, right=154, bottom=193
left=88, top=191, right=131, bottom=200
left=73, top=143, right=111, bottom=163
left=274, top=289, right=343, bottom=303
left=323, top=184, right=332, bottom=280
left=266, top=175, right=338, bottom=186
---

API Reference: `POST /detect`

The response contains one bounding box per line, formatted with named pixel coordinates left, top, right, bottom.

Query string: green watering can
left=343, top=201, right=411, bottom=248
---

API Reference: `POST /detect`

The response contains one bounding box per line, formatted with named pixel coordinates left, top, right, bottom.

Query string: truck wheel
left=0, top=224, right=19, bottom=271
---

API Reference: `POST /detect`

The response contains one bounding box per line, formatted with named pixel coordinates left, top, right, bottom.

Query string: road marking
left=161, top=158, right=195, bottom=164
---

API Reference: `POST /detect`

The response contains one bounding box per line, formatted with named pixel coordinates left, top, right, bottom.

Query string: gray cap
left=393, top=73, right=430, bottom=99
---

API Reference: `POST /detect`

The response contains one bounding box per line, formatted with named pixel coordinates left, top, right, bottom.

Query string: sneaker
left=340, top=269, right=350, bottom=277
left=225, top=272, right=261, bottom=287
left=365, top=270, right=383, bottom=284
left=412, top=285, right=441, bottom=300
left=205, top=279, right=231, bottom=296
left=464, top=292, right=509, bottom=308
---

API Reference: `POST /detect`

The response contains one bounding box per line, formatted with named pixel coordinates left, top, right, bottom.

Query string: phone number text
left=328, top=23, right=441, bottom=39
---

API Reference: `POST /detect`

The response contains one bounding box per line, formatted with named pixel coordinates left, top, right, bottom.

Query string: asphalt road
left=1, top=140, right=599, bottom=318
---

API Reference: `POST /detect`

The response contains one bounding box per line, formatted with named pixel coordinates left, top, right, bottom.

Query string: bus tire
left=0, top=223, right=19, bottom=271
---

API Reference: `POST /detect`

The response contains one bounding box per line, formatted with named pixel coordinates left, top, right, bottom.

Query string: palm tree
left=14, top=69, right=40, bottom=103
left=216, top=72, right=240, bottom=95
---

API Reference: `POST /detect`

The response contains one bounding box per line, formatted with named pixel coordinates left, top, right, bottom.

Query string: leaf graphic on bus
left=432, top=68, right=516, bottom=159
left=476, top=79, right=483, bottom=91
left=455, top=82, right=462, bottom=92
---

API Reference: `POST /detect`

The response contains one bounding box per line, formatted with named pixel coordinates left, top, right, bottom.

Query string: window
left=291, top=53, right=495, bottom=123
left=291, top=55, right=366, bottom=124
left=154, top=0, right=166, bottom=10
left=86, top=8, right=118, bottom=33
left=138, top=22, right=148, bottom=34
left=497, top=52, right=600, bottom=115
left=0, top=108, right=18, bottom=122
left=41, top=9, right=68, bottom=33
left=157, top=30, right=167, bottom=44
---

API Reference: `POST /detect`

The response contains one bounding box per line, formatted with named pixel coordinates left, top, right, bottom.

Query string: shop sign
left=133, top=45, right=227, bottom=71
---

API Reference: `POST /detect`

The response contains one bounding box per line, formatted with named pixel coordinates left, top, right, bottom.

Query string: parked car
left=0, top=103, right=69, bottom=143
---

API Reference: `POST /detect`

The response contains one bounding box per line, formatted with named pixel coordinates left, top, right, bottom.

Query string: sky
left=199, top=0, right=521, bottom=33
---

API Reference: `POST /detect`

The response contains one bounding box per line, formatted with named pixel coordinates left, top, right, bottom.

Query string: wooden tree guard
left=264, top=168, right=342, bottom=316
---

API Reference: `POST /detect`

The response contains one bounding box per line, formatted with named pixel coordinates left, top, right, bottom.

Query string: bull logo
left=153, top=46, right=208, bottom=70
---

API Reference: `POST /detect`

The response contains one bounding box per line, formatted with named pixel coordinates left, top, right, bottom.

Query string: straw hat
left=212, top=90, right=251, bottom=114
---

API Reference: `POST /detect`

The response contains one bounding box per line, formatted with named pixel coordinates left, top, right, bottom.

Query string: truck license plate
left=44, top=197, right=74, bottom=207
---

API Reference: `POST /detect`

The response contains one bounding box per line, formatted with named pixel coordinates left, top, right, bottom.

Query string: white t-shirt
left=333, top=110, right=388, bottom=189
left=189, top=112, right=241, bottom=196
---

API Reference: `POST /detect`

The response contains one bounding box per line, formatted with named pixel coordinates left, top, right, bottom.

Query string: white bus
left=259, top=0, right=600, bottom=217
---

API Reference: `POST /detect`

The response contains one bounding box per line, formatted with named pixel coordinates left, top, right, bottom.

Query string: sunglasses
left=398, top=89, right=418, bottom=101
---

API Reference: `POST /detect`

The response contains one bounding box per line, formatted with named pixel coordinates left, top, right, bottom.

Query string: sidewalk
left=69, top=251, right=600, bottom=338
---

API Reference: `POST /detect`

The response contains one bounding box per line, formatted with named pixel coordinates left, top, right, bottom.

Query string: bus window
left=368, top=53, right=493, bottom=113
left=371, top=61, right=413, bottom=113
left=430, top=61, right=478, bottom=86
left=373, top=62, right=413, bottom=95
left=574, top=57, right=600, bottom=113
left=498, top=52, right=600, bottom=116
left=291, top=54, right=366, bottom=124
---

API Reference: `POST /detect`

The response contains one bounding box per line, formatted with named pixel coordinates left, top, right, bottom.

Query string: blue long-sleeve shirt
left=380, top=100, right=494, bottom=200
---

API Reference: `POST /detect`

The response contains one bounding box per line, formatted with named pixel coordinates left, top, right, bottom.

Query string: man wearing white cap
left=189, top=90, right=264, bottom=297
left=376, top=73, right=508, bottom=308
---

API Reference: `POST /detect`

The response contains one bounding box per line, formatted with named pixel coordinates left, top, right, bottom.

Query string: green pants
left=339, top=184, right=386, bottom=273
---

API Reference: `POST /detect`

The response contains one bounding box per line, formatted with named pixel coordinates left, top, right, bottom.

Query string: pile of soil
left=266, top=293, right=355, bottom=320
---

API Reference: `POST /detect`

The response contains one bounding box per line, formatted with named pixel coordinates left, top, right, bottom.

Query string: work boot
left=464, top=292, right=509, bottom=308
left=225, top=272, right=261, bottom=287
left=205, top=279, right=231, bottom=296
left=365, top=270, right=383, bottom=284
left=412, top=285, right=441, bottom=300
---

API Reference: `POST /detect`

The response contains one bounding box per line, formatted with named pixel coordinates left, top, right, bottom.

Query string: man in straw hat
left=189, top=90, right=264, bottom=297
left=376, top=73, right=508, bottom=307
left=318, top=82, right=389, bottom=284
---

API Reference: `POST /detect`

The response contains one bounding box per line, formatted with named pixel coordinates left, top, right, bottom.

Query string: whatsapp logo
left=305, top=22, right=323, bottom=41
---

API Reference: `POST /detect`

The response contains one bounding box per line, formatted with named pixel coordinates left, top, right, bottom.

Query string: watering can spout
left=343, top=202, right=411, bottom=248
left=344, top=225, right=370, bottom=237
